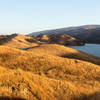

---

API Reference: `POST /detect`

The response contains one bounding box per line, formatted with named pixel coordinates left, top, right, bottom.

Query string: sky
left=0, top=0, right=100, bottom=35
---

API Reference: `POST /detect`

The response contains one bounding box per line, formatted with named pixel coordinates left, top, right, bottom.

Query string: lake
left=70, top=44, right=100, bottom=57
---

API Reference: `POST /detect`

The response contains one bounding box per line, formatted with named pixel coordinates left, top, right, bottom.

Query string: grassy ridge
left=27, top=44, right=100, bottom=65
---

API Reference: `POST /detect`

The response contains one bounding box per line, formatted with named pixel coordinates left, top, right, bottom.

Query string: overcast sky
left=0, top=0, right=100, bottom=34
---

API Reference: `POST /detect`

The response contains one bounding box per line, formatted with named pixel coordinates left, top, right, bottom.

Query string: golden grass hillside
left=0, top=34, right=38, bottom=48
left=0, top=44, right=100, bottom=100
left=0, top=66, right=92, bottom=100
left=0, top=65, right=100, bottom=100
left=27, top=44, right=100, bottom=65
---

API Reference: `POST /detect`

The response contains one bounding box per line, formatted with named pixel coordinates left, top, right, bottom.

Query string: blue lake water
left=70, top=44, right=100, bottom=57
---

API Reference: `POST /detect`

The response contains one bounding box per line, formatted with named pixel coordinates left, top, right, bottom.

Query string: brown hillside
left=0, top=34, right=84, bottom=49
left=49, top=34, right=84, bottom=46
left=0, top=45, right=100, bottom=100
left=36, top=34, right=84, bottom=46
left=0, top=34, right=38, bottom=48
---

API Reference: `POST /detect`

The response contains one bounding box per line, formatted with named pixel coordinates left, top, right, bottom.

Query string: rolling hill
left=0, top=33, right=84, bottom=48
left=0, top=34, right=38, bottom=48
left=0, top=44, right=100, bottom=100
left=37, top=34, right=84, bottom=46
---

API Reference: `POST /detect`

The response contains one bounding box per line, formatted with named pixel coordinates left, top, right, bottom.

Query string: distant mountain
left=67, top=28, right=100, bottom=44
left=29, top=25, right=100, bottom=44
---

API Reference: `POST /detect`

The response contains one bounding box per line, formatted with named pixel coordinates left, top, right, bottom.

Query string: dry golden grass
left=0, top=67, right=80, bottom=100
left=27, top=44, right=100, bottom=65
left=0, top=34, right=38, bottom=48
left=0, top=44, right=100, bottom=100
left=0, top=66, right=100, bottom=100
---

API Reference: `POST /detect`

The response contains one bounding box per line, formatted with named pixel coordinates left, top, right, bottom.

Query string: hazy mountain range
left=30, top=25, right=100, bottom=44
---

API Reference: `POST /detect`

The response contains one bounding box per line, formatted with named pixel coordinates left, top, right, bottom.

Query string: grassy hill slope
left=27, top=44, right=100, bottom=65
left=0, top=44, right=100, bottom=100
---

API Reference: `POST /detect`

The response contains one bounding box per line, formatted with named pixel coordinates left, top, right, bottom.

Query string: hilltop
left=0, top=34, right=38, bottom=48
left=0, top=44, right=100, bottom=99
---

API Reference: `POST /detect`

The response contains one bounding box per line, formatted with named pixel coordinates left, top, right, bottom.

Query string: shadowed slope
left=0, top=97, right=26, bottom=100
left=36, top=34, right=84, bottom=46
left=29, top=25, right=100, bottom=44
